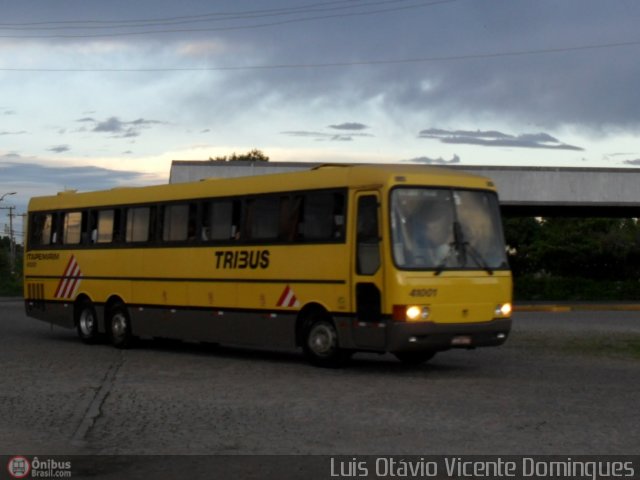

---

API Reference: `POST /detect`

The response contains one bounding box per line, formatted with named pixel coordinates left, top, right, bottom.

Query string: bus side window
left=278, top=195, right=299, bottom=241
left=204, top=200, right=239, bottom=241
left=126, top=207, right=151, bottom=243
left=63, top=211, right=83, bottom=245
left=112, top=209, right=123, bottom=243
left=244, top=196, right=280, bottom=241
left=29, top=213, right=51, bottom=247
left=299, top=191, right=345, bottom=241
left=332, top=192, right=346, bottom=240
left=50, top=213, right=60, bottom=245
left=162, top=204, right=186, bottom=241
left=86, top=211, right=98, bottom=244
left=162, top=203, right=197, bottom=242
left=283, top=196, right=302, bottom=241
left=356, top=195, right=381, bottom=275
left=96, top=210, right=115, bottom=243
left=187, top=203, right=198, bottom=241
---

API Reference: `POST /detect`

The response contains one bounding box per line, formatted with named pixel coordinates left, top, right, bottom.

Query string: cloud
left=419, top=128, right=584, bottom=151
left=281, top=130, right=374, bottom=142
left=93, top=117, right=126, bottom=133
left=226, top=2, right=640, bottom=131
left=282, top=125, right=374, bottom=142
left=402, top=154, right=461, bottom=165
left=176, top=40, right=229, bottom=58
left=623, top=159, right=640, bottom=166
left=0, top=130, right=27, bottom=136
left=328, top=122, right=369, bottom=131
left=0, top=158, right=154, bottom=192
left=0, top=157, right=158, bottom=220
left=77, top=116, right=165, bottom=139
left=48, top=145, right=71, bottom=153
left=3, top=110, right=16, bottom=115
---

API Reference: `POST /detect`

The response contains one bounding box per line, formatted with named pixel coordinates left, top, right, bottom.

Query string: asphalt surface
left=1, top=298, right=639, bottom=456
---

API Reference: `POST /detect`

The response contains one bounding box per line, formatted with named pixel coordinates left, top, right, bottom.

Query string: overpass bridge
left=170, top=161, right=640, bottom=217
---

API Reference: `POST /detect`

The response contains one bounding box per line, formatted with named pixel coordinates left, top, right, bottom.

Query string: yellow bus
left=24, top=164, right=512, bottom=367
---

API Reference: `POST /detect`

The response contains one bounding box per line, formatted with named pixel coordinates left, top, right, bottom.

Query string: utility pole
left=8, top=206, right=15, bottom=275
left=0, top=205, right=17, bottom=276
left=0, top=192, right=18, bottom=276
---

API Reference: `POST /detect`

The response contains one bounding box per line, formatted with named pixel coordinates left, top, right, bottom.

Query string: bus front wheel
left=302, top=314, right=350, bottom=368
left=108, top=304, right=135, bottom=349
left=76, top=299, right=100, bottom=344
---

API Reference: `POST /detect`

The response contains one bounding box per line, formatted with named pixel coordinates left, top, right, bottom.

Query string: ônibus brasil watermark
left=7, top=456, right=72, bottom=478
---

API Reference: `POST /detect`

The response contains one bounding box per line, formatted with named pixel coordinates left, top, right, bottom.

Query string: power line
left=1, top=38, right=639, bottom=72
left=0, top=0, right=439, bottom=30
left=0, top=0, right=460, bottom=38
left=0, top=0, right=395, bottom=26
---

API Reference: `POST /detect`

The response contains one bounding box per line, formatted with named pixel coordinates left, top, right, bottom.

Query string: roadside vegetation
left=516, top=331, right=640, bottom=360
left=504, top=217, right=640, bottom=301
left=0, top=236, right=22, bottom=296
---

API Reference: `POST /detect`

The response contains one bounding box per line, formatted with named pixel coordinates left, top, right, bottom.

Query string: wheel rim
left=79, top=309, right=95, bottom=336
left=308, top=322, right=337, bottom=357
left=111, top=313, right=127, bottom=339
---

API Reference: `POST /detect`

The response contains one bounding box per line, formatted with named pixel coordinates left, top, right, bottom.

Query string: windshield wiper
left=434, top=242, right=456, bottom=276
left=434, top=221, right=494, bottom=275
left=434, top=221, right=465, bottom=276
left=463, top=241, right=494, bottom=275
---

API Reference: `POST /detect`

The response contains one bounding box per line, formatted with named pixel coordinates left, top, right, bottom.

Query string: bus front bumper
left=387, top=318, right=512, bottom=353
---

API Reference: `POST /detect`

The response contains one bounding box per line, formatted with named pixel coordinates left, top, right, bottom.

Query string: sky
left=2, top=0, right=640, bottom=236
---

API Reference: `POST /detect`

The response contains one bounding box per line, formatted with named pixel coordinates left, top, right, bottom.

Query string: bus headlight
left=392, top=305, right=430, bottom=322
left=495, top=303, right=512, bottom=317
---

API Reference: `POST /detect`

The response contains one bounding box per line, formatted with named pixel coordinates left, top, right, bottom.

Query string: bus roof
left=28, top=164, right=497, bottom=211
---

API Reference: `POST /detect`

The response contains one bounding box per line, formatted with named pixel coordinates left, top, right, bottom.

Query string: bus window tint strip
left=26, top=188, right=347, bottom=250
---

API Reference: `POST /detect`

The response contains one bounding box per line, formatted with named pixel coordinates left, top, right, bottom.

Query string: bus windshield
left=391, top=188, right=508, bottom=272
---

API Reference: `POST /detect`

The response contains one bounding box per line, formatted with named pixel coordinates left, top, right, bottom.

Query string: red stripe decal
left=54, top=256, right=76, bottom=298
left=276, top=286, right=291, bottom=307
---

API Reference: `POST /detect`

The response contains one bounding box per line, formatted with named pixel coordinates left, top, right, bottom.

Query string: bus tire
left=75, top=299, right=100, bottom=344
left=302, top=313, right=350, bottom=368
left=394, top=351, right=436, bottom=365
left=108, top=303, right=135, bottom=349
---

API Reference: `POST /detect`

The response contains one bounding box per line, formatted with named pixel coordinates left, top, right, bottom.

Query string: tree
left=503, top=217, right=542, bottom=276
left=208, top=149, right=269, bottom=162
left=0, top=237, right=9, bottom=275
left=531, top=217, right=640, bottom=281
left=0, top=236, right=22, bottom=296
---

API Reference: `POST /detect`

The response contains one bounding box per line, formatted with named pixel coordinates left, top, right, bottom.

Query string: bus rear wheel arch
left=300, top=308, right=351, bottom=368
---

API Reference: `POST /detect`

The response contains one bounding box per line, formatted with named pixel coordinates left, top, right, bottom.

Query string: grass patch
left=515, top=332, right=640, bottom=360
left=562, top=335, right=640, bottom=359
left=514, top=275, right=640, bottom=302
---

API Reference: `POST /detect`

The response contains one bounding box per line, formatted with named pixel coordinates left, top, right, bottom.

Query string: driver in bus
left=397, top=192, right=452, bottom=268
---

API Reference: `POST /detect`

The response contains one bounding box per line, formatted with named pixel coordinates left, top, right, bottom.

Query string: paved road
left=1, top=299, right=639, bottom=456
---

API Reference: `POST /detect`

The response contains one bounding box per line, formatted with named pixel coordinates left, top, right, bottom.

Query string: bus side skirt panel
left=24, top=300, right=75, bottom=329
left=129, top=306, right=298, bottom=348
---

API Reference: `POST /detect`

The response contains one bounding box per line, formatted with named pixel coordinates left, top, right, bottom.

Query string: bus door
left=352, top=191, right=386, bottom=349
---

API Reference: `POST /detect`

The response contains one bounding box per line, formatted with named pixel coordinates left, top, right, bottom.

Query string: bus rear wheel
left=302, top=314, right=350, bottom=368
left=76, top=299, right=100, bottom=344
left=394, top=351, right=436, bottom=365
left=108, top=304, right=135, bottom=349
